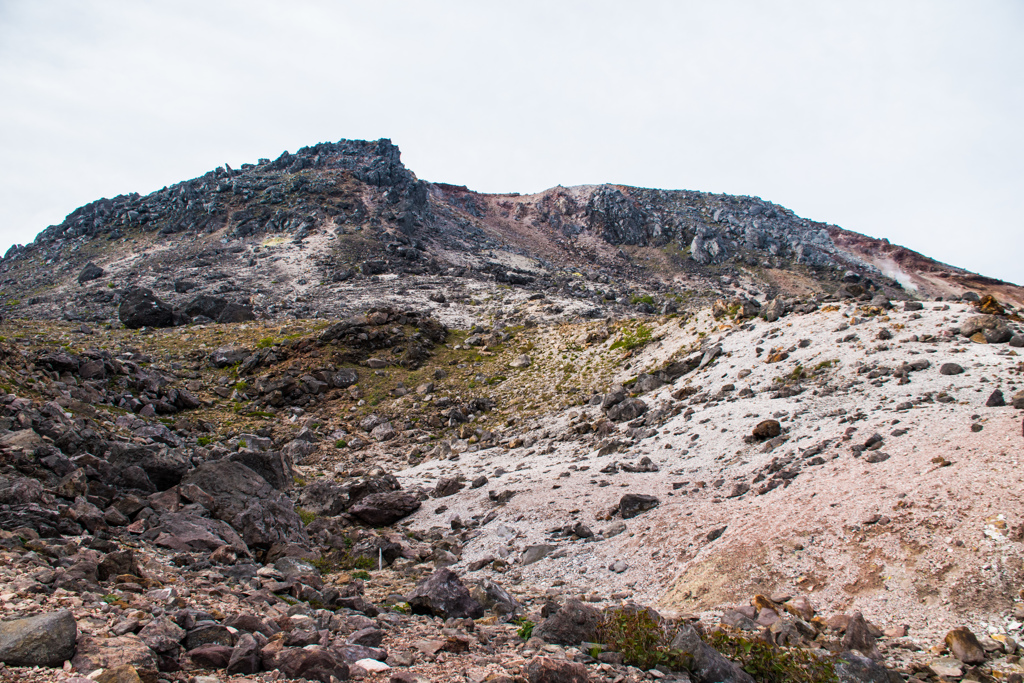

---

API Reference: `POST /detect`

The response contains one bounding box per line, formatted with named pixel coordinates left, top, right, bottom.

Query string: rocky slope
left=0, top=139, right=1022, bottom=683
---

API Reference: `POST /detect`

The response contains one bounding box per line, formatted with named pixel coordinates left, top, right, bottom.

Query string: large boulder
left=229, top=450, right=294, bottom=490
left=406, top=567, right=484, bottom=619
left=218, top=303, right=256, bottom=323
left=526, top=656, right=590, bottom=683
left=0, top=609, right=77, bottom=667
left=118, top=288, right=176, bottom=329
left=183, top=295, right=228, bottom=320
left=619, top=493, right=660, bottom=519
left=179, top=460, right=308, bottom=550
left=349, top=491, right=421, bottom=526
left=533, top=599, right=601, bottom=646
left=670, top=623, right=754, bottom=683
left=72, top=634, right=158, bottom=673
left=146, top=511, right=247, bottom=553
left=103, top=441, right=191, bottom=491
left=78, top=262, right=105, bottom=285
left=606, top=397, right=648, bottom=422
left=274, top=646, right=349, bottom=683
left=945, top=627, right=986, bottom=664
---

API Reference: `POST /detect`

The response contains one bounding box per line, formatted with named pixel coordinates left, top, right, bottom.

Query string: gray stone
left=0, top=609, right=77, bottom=667
left=78, top=262, right=105, bottom=285
left=522, top=544, right=556, bottom=566
left=533, top=599, right=601, bottom=646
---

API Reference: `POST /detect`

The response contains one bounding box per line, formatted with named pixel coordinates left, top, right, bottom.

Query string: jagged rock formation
left=1, top=138, right=1020, bottom=327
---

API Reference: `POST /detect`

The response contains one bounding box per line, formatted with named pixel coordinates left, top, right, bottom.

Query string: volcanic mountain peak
left=1, top=137, right=1019, bottom=327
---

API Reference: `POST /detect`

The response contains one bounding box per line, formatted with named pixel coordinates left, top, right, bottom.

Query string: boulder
left=210, top=345, right=249, bottom=368
left=78, top=262, right=105, bottom=285
left=670, top=623, right=755, bottom=683
left=183, top=295, right=228, bottom=320
left=72, top=634, right=158, bottom=673
left=406, top=567, right=484, bottom=619
left=762, top=297, right=787, bottom=323
left=0, top=609, right=77, bottom=667
left=118, top=287, right=176, bottom=329
left=606, top=397, right=648, bottom=422
left=522, top=544, right=556, bottom=566
left=752, top=419, right=781, bottom=440
left=104, top=441, right=191, bottom=491
left=471, top=578, right=521, bottom=616
left=179, top=460, right=309, bottom=550
left=842, top=612, right=880, bottom=660
left=533, top=599, right=601, bottom=646
left=98, top=549, right=140, bottom=581
left=138, top=617, right=185, bottom=654
left=601, top=385, right=627, bottom=410
left=939, top=363, right=964, bottom=375
left=226, top=633, right=261, bottom=674
left=349, top=491, right=421, bottom=526
left=526, top=656, right=589, bottom=683
left=275, top=646, right=350, bottom=683
left=229, top=450, right=294, bottom=490
left=836, top=651, right=902, bottom=683
left=945, top=627, right=986, bottom=664
left=147, top=511, right=247, bottom=552
left=185, top=644, right=233, bottom=669
left=218, top=303, right=256, bottom=323
left=619, top=493, right=659, bottom=519
left=431, top=477, right=465, bottom=498
left=986, top=390, right=1006, bottom=407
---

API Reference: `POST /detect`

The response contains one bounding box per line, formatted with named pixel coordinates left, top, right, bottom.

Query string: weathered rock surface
left=0, top=609, right=77, bottom=667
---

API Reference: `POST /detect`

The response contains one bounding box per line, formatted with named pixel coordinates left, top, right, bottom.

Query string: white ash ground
left=394, top=301, right=1024, bottom=652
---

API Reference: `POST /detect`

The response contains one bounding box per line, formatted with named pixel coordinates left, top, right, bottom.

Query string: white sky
left=1, top=1, right=1021, bottom=284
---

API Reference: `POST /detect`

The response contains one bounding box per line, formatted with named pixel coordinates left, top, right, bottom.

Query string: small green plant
left=256, top=337, right=275, bottom=348
left=335, top=439, right=347, bottom=448
left=237, top=439, right=247, bottom=448
left=107, top=282, right=115, bottom=288
left=197, top=436, right=213, bottom=447
left=351, top=570, right=371, bottom=580
left=101, top=594, right=120, bottom=604
left=514, top=617, right=535, bottom=641
left=296, top=507, right=317, bottom=526
left=629, top=294, right=655, bottom=306
left=392, top=601, right=411, bottom=614
left=610, top=324, right=653, bottom=352
left=352, top=555, right=375, bottom=570
left=310, top=556, right=337, bottom=574
left=234, top=381, right=248, bottom=392
left=707, top=631, right=839, bottom=683
left=293, top=476, right=307, bottom=487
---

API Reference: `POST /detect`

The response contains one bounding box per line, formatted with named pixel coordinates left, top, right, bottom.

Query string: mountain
left=0, top=139, right=1022, bottom=682
left=1, top=138, right=1020, bottom=326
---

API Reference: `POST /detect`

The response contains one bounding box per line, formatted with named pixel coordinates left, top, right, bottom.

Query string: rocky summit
left=0, top=140, right=1022, bottom=683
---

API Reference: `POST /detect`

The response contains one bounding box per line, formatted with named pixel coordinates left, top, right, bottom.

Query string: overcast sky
left=1, top=1, right=1021, bottom=283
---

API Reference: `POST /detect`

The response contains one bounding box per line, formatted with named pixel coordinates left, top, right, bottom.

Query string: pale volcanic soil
left=394, top=301, right=1024, bottom=662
